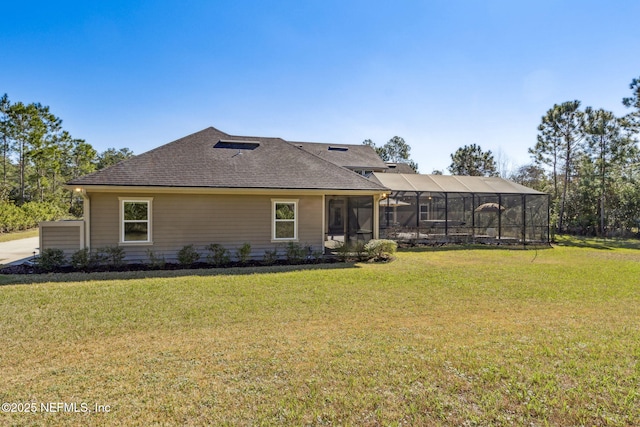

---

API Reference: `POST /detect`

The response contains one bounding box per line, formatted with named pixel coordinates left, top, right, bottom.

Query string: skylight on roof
left=328, top=146, right=348, bottom=151
left=214, top=140, right=260, bottom=150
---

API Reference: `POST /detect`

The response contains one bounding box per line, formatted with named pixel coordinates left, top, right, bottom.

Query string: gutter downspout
left=522, top=194, right=527, bottom=246
left=321, top=194, right=326, bottom=252
left=77, top=188, right=91, bottom=250
left=498, top=194, right=502, bottom=242
left=373, top=193, right=383, bottom=240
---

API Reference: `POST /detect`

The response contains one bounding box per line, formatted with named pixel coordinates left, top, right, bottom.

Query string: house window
left=272, top=200, right=297, bottom=240
left=120, top=198, right=153, bottom=244
left=420, top=204, right=429, bottom=221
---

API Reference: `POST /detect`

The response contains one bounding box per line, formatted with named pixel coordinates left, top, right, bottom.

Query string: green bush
left=178, top=244, right=200, bottom=266
left=37, top=248, right=66, bottom=272
left=309, top=247, right=324, bottom=263
left=352, top=241, right=368, bottom=261
left=205, top=243, right=230, bottom=267
left=0, top=202, right=29, bottom=232
left=70, top=248, right=95, bottom=270
left=335, top=241, right=351, bottom=262
left=89, top=248, right=107, bottom=266
left=100, top=246, right=126, bottom=268
left=263, top=248, right=278, bottom=265
left=0, top=201, right=66, bottom=233
left=145, top=249, right=166, bottom=269
left=235, top=243, right=251, bottom=264
left=334, top=240, right=392, bottom=262
left=334, top=241, right=368, bottom=262
left=364, top=239, right=397, bottom=261
left=21, top=201, right=65, bottom=224
left=284, top=242, right=305, bottom=264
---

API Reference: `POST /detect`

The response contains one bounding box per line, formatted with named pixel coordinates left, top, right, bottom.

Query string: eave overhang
left=66, top=184, right=390, bottom=197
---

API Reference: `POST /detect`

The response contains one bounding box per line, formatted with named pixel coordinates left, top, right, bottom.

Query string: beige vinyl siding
left=88, top=192, right=323, bottom=262
left=40, top=221, right=83, bottom=257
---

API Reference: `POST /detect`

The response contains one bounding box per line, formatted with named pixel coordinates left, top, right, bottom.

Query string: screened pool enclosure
left=372, top=173, right=550, bottom=245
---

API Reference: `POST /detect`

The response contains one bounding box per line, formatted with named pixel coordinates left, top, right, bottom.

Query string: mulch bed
left=0, top=258, right=343, bottom=275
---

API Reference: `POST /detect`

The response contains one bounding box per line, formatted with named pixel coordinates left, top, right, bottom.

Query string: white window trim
left=272, top=199, right=298, bottom=242
left=420, top=204, right=429, bottom=221
left=119, top=197, right=153, bottom=245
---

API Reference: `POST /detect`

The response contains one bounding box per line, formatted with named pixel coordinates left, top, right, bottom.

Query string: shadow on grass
left=0, top=262, right=360, bottom=286
left=398, top=243, right=553, bottom=253
left=553, top=235, right=640, bottom=250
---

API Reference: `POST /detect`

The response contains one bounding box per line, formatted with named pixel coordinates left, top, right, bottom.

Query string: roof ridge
left=70, top=127, right=229, bottom=183
left=283, top=140, right=388, bottom=189
left=70, top=126, right=389, bottom=191
left=293, top=140, right=362, bottom=147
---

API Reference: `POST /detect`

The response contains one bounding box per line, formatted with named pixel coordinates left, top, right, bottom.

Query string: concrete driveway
left=0, top=237, right=40, bottom=265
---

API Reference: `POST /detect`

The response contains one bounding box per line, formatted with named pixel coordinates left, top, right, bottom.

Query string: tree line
left=517, top=76, right=639, bottom=236
left=0, top=94, right=133, bottom=232
left=445, top=76, right=640, bottom=237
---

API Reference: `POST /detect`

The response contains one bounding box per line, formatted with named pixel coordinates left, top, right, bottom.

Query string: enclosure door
left=326, top=196, right=373, bottom=245
left=347, top=196, right=373, bottom=243
left=328, top=199, right=346, bottom=236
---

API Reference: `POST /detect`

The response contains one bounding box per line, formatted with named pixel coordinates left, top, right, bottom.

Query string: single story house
left=40, top=126, right=549, bottom=262
left=40, top=127, right=390, bottom=262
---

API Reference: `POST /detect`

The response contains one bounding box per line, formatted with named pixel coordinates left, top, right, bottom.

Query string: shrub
left=0, top=201, right=66, bottom=233
left=90, top=247, right=107, bottom=266
left=284, top=242, right=305, bottom=264
left=21, top=201, right=65, bottom=224
left=205, top=243, right=230, bottom=267
left=37, top=248, right=66, bottom=272
left=145, top=249, right=166, bottom=269
left=309, top=247, right=324, bottom=263
left=352, top=241, right=368, bottom=262
left=100, top=246, right=126, bottom=268
left=235, top=243, right=251, bottom=264
left=0, top=202, right=29, bottom=232
left=70, top=248, right=95, bottom=270
left=334, top=241, right=381, bottom=262
left=178, top=244, right=200, bottom=266
left=364, top=239, right=398, bottom=261
left=263, top=248, right=278, bottom=265
left=335, top=241, right=352, bottom=262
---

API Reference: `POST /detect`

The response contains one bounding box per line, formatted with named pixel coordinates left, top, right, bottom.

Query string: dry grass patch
left=1, top=242, right=640, bottom=425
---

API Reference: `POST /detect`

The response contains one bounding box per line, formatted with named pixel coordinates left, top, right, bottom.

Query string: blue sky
left=2, top=0, right=639, bottom=173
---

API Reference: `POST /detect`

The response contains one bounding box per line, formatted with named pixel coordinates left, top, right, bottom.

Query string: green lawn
left=1, top=241, right=639, bottom=425
left=0, top=228, right=38, bottom=243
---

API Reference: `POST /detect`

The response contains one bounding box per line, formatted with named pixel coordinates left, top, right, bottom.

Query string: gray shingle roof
left=384, top=162, right=417, bottom=174
left=293, top=141, right=388, bottom=170
left=70, top=127, right=387, bottom=191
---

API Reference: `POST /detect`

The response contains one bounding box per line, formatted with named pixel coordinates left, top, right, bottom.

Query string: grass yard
left=0, top=228, right=38, bottom=243
left=1, top=240, right=639, bottom=425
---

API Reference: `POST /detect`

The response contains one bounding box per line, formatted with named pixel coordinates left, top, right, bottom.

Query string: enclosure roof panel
left=371, top=173, right=545, bottom=195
